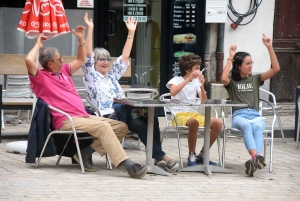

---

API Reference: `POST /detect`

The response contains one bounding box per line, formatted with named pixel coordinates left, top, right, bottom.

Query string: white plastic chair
left=159, top=93, right=222, bottom=169
left=260, top=88, right=285, bottom=142
left=36, top=104, right=112, bottom=173
left=296, top=96, right=300, bottom=148
left=221, top=98, right=276, bottom=173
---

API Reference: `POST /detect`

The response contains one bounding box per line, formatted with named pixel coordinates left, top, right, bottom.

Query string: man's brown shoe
left=73, top=154, right=97, bottom=172
left=128, top=163, right=150, bottom=179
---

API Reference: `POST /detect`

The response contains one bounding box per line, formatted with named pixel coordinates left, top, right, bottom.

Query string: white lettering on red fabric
left=31, top=21, right=39, bottom=28
left=43, top=22, right=51, bottom=28
left=19, top=20, right=27, bottom=26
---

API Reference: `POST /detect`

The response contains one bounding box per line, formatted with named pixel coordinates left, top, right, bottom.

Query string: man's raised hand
left=72, top=26, right=86, bottom=40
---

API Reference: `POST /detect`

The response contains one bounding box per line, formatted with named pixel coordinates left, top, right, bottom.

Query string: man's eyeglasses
left=58, top=55, right=63, bottom=63
left=97, top=58, right=112, bottom=62
left=52, top=55, right=63, bottom=63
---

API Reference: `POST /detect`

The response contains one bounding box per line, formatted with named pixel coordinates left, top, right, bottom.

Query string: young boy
left=166, top=54, right=222, bottom=166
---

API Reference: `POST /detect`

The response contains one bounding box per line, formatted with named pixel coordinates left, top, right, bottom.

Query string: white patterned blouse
left=81, top=53, right=129, bottom=116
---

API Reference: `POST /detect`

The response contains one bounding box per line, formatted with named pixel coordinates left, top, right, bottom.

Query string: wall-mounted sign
left=205, top=0, right=227, bottom=23
left=77, top=0, right=94, bottom=8
left=172, top=0, right=197, bottom=76
left=123, top=0, right=148, bottom=22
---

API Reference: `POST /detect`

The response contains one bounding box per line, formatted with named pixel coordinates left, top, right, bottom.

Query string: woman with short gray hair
left=81, top=12, right=180, bottom=173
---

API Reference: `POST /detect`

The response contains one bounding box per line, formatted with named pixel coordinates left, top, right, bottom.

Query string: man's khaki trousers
left=60, top=115, right=128, bottom=167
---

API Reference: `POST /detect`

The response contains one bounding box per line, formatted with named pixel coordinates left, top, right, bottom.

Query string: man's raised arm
left=70, top=26, right=86, bottom=75
left=25, top=36, right=46, bottom=76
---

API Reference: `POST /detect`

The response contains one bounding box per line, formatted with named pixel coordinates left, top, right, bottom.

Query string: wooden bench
left=0, top=54, right=133, bottom=142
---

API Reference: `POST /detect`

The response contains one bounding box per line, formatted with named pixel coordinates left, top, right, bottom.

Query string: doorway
left=272, top=0, right=300, bottom=101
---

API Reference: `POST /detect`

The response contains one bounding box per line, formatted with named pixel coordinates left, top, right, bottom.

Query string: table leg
left=181, top=106, right=234, bottom=177
left=146, top=107, right=171, bottom=176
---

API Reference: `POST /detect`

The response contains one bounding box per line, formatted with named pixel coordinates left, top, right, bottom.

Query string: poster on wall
left=172, top=0, right=197, bottom=76
left=77, top=0, right=94, bottom=8
left=123, top=0, right=148, bottom=22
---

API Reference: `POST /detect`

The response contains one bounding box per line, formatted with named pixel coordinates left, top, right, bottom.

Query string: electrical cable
left=227, top=0, right=262, bottom=28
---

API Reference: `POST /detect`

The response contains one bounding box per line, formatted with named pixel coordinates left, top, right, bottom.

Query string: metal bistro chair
left=221, top=98, right=276, bottom=173
left=35, top=104, right=112, bottom=174
left=259, top=88, right=285, bottom=142
left=123, top=88, right=159, bottom=100
left=2, top=75, right=32, bottom=129
left=159, top=93, right=222, bottom=169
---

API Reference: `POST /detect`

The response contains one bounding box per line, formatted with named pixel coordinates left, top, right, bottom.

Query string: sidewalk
left=0, top=115, right=299, bottom=200
left=0, top=137, right=299, bottom=200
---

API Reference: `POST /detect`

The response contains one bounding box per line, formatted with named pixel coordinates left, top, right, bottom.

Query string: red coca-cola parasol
left=17, top=0, right=70, bottom=39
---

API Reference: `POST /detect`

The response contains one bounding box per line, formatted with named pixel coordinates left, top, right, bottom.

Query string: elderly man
left=25, top=25, right=149, bottom=179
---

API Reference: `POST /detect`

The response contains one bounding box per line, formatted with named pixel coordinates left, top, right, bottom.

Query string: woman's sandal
left=155, top=160, right=167, bottom=168
left=165, top=159, right=180, bottom=172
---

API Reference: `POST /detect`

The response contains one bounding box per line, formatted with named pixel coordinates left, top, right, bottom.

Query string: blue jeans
left=126, top=115, right=166, bottom=161
left=232, top=108, right=266, bottom=154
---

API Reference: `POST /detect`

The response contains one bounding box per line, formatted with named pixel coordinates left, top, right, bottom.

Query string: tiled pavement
left=0, top=115, right=299, bottom=201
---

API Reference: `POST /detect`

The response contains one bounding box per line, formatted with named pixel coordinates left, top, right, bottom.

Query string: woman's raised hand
left=84, top=12, right=93, bottom=28
left=125, top=17, right=138, bottom=33
left=229, top=44, right=237, bottom=58
left=262, top=34, right=272, bottom=48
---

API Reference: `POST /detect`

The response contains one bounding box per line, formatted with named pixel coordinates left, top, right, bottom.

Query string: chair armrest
left=86, top=96, right=102, bottom=116
left=259, top=98, right=276, bottom=131
left=159, top=93, right=171, bottom=101
left=164, top=105, right=180, bottom=127
left=259, top=98, right=275, bottom=115
left=259, top=88, right=277, bottom=106
left=48, top=105, right=77, bottom=132
left=211, top=107, right=218, bottom=118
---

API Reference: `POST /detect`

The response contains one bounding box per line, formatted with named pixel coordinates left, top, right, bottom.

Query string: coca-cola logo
left=31, top=21, right=39, bottom=28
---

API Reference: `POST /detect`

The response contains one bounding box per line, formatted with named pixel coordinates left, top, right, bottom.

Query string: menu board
left=123, top=0, right=148, bottom=22
left=172, top=0, right=197, bottom=76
